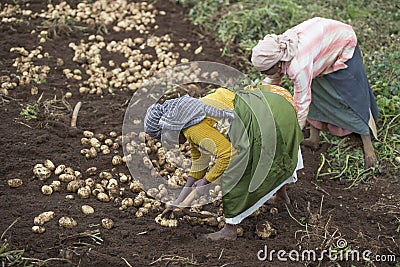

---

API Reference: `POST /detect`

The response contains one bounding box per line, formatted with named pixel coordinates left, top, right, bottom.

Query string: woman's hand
left=161, top=176, right=196, bottom=218
left=192, top=177, right=210, bottom=197
left=161, top=176, right=210, bottom=218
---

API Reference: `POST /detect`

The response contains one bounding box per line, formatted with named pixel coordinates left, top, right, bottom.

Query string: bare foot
left=364, top=154, right=378, bottom=169
left=275, top=186, right=291, bottom=204
left=205, top=224, right=237, bottom=241
left=266, top=195, right=279, bottom=204
left=267, top=186, right=291, bottom=205
left=301, top=138, right=319, bottom=151
left=361, top=134, right=378, bottom=169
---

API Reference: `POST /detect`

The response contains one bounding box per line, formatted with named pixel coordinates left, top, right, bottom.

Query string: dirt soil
left=0, top=1, right=399, bottom=266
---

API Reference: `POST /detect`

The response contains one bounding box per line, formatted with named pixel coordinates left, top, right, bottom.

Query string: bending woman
left=251, top=17, right=379, bottom=168
left=144, top=86, right=303, bottom=240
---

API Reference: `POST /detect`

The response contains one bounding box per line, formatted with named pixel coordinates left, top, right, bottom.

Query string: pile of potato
left=31, top=210, right=114, bottom=233
left=1, top=0, right=197, bottom=97
left=0, top=46, right=50, bottom=96
left=40, top=1, right=158, bottom=33
left=17, top=127, right=276, bottom=236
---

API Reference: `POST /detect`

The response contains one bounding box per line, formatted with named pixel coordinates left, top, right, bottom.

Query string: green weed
left=0, top=242, right=32, bottom=267
left=38, top=15, right=81, bottom=39
left=19, top=94, right=70, bottom=121
left=20, top=102, right=40, bottom=120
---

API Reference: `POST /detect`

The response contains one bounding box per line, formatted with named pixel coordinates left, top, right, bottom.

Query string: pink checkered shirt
left=262, top=17, right=357, bottom=129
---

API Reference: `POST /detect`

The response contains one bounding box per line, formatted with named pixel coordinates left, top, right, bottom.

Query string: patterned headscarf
left=144, top=95, right=235, bottom=141
left=251, top=29, right=299, bottom=71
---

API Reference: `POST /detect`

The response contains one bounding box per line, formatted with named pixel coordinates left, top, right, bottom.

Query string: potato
left=41, top=185, right=53, bottom=195
left=270, top=207, right=279, bottom=215
left=112, top=155, right=123, bottom=166
left=101, top=218, right=114, bottom=229
left=54, top=164, right=66, bottom=175
left=81, top=137, right=90, bottom=145
left=50, top=180, right=61, bottom=192
left=63, top=167, right=75, bottom=175
left=135, top=207, right=149, bottom=217
left=121, top=198, right=133, bottom=207
left=85, top=177, right=95, bottom=188
left=44, top=159, right=55, bottom=171
left=103, top=147, right=112, bottom=155
left=7, top=178, right=23, bottom=188
left=146, top=188, right=158, bottom=198
left=97, top=192, right=110, bottom=202
left=83, top=130, right=94, bottom=138
left=203, top=217, right=218, bottom=227
left=59, top=217, right=77, bottom=228
left=33, top=164, right=51, bottom=181
left=81, top=205, right=95, bottom=214
left=32, top=225, right=46, bottom=234
left=74, top=171, right=82, bottom=180
left=90, top=137, right=101, bottom=148
left=104, top=138, right=114, bottom=147
left=119, top=174, right=130, bottom=183
left=67, top=180, right=85, bottom=192
left=237, top=226, right=244, bottom=237
left=92, top=183, right=105, bottom=196
left=59, top=173, right=76, bottom=183
left=86, top=166, right=97, bottom=176
left=256, top=221, right=277, bottom=239
left=154, top=214, right=178, bottom=227
left=77, top=187, right=91, bottom=199
left=99, top=171, right=113, bottom=180
left=65, top=194, right=75, bottom=200
left=133, top=196, right=144, bottom=207
left=34, top=211, right=55, bottom=225
left=130, top=180, right=143, bottom=193
left=106, top=178, right=118, bottom=190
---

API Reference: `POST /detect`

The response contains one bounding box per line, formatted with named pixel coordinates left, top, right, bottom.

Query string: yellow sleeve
left=187, top=141, right=209, bottom=179
left=183, top=119, right=233, bottom=182
left=199, top=87, right=235, bottom=109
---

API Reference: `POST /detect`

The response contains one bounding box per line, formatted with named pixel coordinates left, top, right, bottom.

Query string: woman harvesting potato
left=251, top=17, right=379, bottom=168
left=144, top=85, right=303, bottom=240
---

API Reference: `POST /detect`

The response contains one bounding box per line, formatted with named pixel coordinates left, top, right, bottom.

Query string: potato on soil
left=67, top=180, right=85, bottom=192
left=50, top=180, right=61, bottom=191
left=155, top=214, right=178, bottom=227
left=59, top=173, right=76, bottom=183
left=41, top=185, right=53, bottom=195
left=59, top=216, right=77, bottom=228
left=130, top=180, right=143, bottom=193
left=237, top=226, right=244, bottom=237
left=54, top=164, right=66, bottom=175
left=101, top=218, right=114, bottom=229
left=7, top=178, right=23, bottom=188
left=97, top=192, right=110, bottom=202
left=34, top=211, right=55, bottom=225
left=33, top=164, right=51, bottom=181
left=43, top=159, right=55, bottom=171
left=77, top=187, right=91, bottom=198
left=81, top=205, right=95, bottom=214
left=256, top=221, right=277, bottom=239
left=32, top=226, right=46, bottom=234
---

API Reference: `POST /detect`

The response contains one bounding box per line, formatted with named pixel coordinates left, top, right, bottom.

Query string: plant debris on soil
left=0, top=1, right=399, bottom=266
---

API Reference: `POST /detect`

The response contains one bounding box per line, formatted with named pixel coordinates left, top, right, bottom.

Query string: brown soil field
left=0, top=1, right=399, bottom=266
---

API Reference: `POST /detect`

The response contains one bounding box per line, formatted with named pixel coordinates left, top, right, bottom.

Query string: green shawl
left=221, top=89, right=303, bottom=220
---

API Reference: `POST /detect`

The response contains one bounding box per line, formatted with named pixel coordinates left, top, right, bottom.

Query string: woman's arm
left=287, top=60, right=313, bottom=129
left=184, top=120, right=233, bottom=183
left=262, top=72, right=283, bottom=85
